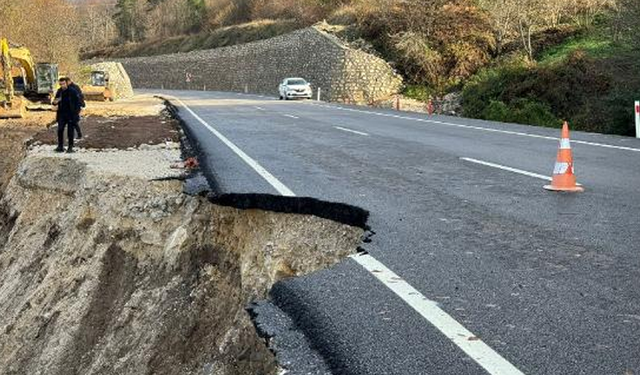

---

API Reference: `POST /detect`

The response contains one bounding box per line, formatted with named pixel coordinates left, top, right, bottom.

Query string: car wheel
left=279, top=95, right=283, bottom=100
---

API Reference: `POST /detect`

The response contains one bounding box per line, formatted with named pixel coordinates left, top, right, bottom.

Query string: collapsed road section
left=0, top=97, right=366, bottom=374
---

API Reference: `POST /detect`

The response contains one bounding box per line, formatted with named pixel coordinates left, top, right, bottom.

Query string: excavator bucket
left=83, top=86, right=109, bottom=102
left=0, top=96, right=26, bottom=119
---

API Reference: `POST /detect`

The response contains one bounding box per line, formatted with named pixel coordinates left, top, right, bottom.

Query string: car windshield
left=287, top=79, right=307, bottom=86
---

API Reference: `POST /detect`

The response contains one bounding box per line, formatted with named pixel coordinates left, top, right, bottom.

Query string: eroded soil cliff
left=0, top=101, right=363, bottom=375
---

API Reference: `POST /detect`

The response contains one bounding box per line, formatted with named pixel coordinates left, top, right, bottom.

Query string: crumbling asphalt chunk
left=210, top=194, right=370, bottom=230
left=248, top=301, right=333, bottom=375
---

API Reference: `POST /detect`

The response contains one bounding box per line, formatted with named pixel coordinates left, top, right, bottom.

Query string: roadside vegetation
left=56, top=0, right=640, bottom=135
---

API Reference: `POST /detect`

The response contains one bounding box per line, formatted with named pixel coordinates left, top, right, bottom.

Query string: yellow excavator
left=0, top=38, right=58, bottom=119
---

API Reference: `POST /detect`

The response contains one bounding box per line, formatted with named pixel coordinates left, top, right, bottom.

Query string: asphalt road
left=148, top=89, right=640, bottom=375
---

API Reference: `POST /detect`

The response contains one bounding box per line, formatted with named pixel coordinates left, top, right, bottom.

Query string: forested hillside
left=3, top=0, right=639, bottom=134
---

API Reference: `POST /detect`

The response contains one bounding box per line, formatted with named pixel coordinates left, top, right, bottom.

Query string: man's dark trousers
left=57, top=117, right=76, bottom=151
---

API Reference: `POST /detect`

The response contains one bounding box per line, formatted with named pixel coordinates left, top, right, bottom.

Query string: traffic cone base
left=543, top=184, right=584, bottom=193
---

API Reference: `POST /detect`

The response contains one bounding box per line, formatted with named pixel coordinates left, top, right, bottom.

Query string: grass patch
left=539, top=32, right=631, bottom=66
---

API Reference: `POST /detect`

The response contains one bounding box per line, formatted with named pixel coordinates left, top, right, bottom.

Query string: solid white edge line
left=461, top=158, right=552, bottom=181
left=173, top=97, right=296, bottom=197
left=335, top=126, right=370, bottom=136
left=350, top=253, right=526, bottom=375
left=306, top=103, right=640, bottom=153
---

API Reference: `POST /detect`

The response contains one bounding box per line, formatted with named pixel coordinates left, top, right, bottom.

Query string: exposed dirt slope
left=0, top=120, right=363, bottom=375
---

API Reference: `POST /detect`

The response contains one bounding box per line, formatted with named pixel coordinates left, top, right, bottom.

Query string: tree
left=565, top=0, right=616, bottom=28
left=479, top=0, right=518, bottom=54
left=114, top=0, right=147, bottom=42
left=0, top=0, right=82, bottom=72
left=76, top=0, right=118, bottom=50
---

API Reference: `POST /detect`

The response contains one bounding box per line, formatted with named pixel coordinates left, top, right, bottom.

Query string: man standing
left=52, top=77, right=82, bottom=153
left=54, top=77, right=85, bottom=139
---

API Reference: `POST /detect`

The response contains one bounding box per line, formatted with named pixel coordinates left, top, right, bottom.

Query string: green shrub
left=403, top=85, right=434, bottom=102
left=462, top=50, right=619, bottom=132
left=511, top=99, right=561, bottom=128
left=482, top=100, right=510, bottom=122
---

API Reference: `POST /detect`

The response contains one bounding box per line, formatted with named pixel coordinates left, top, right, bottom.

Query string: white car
left=279, top=78, right=312, bottom=100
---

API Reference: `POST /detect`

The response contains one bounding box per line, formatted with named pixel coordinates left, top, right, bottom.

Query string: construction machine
left=82, top=70, right=115, bottom=102
left=0, top=38, right=58, bottom=119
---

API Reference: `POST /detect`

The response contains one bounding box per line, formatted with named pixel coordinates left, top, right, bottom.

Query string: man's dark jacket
left=55, top=87, right=82, bottom=122
left=69, top=82, right=86, bottom=108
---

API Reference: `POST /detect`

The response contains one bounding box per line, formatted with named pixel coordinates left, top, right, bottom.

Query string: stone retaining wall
left=110, top=27, right=402, bottom=103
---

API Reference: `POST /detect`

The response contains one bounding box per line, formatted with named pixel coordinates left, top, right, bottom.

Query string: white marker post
left=317, top=87, right=321, bottom=101
left=635, top=101, right=640, bottom=138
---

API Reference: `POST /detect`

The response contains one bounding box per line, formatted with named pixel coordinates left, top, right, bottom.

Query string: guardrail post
left=636, top=101, right=640, bottom=138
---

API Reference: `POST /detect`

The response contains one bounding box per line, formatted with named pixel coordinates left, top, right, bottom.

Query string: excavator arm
left=7, top=45, right=37, bottom=86
left=1, top=38, right=27, bottom=118
left=1, top=38, right=14, bottom=102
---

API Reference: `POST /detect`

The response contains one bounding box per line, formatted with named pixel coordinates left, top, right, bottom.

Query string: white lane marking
left=461, top=157, right=583, bottom=186
left=255, top=106, right=265, bottom=111
left=307, top=103, right=640, bottom=153
left=173, top=97, right=295, bottom=197
left=461, top=158, right=552, bottom=181
left=171, top=95, right=525, bottom=375
left=335, top=126, right=369, bottom=136
left=351, top=253, right=526, bottom=375
left=284, top=114, right=299, bottom=119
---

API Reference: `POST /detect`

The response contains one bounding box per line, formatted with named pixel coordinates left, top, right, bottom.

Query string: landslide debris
left=0, top=100, right=364, bottom=375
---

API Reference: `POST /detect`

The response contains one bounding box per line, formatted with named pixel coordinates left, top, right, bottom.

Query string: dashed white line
left=307, top=103, right=640, bottom=153
left=171, top=95, right=526, bottom=375
left=351, top=253, right=526, bottom=375
left=254, top=106, right=266, bottom=111
left=461, top=157, right=584, bottom=186
left=172, top=97, right=295, bottom=197
left=461, top=158, right=552, bottom=181
left=283, top=114, right=300, bottom=119
left=335, top=126, right=369, bottom=136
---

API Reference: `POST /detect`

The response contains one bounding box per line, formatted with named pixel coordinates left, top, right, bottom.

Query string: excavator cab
left=35, top=63, right=58, bottom=95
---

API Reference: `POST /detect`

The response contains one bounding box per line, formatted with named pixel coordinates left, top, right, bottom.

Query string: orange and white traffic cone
left=544, top=122, right=584, bottom=193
